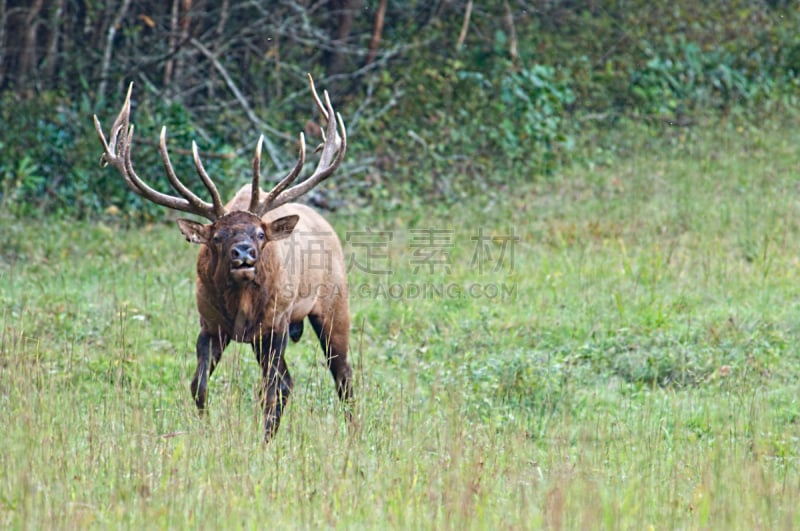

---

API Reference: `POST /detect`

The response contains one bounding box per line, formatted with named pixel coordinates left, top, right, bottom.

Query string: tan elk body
left=94, top=76, right=352, bottom=441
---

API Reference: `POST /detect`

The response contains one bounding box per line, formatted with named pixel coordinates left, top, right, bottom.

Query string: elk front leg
left=253, top=329, right=293, bottom=442
left=191, top=330, right=229, bottom=412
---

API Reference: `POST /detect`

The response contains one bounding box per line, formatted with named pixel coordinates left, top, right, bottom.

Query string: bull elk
left=93, top=75, right=352, bottom=441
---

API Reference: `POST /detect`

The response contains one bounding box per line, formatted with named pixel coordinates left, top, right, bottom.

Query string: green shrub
left=629, top=36, right=757, bottom=116
left=458, top=61, right=575, bottom=172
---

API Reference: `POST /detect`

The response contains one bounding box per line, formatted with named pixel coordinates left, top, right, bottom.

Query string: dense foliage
left=0, top=0, right=799, bottom=217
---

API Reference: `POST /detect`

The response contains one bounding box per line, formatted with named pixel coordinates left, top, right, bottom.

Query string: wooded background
left=1, top=0, right=799, bottom=217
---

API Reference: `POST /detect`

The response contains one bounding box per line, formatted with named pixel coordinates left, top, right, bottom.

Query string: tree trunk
left=43, top=0, right=65, bottom=82
left=323, top=0, right=363, bottom=86
left=164, top=0, right=180, bottom=87
left=207, top=0, right=229, bottom=100
left=0, top=0, right=7, bottom=87
left=19, top=0, right=45, bottom=93
left=97, top=0, right=132, bottom=103
left=173, top=0, right=193, bottom=88
left=365, top=0, right=387, bottom=67
left=456, top=0, right=473, bottom=51
left=503, top=0, right=517, bottom=64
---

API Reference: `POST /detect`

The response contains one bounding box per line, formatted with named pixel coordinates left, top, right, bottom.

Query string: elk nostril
left=232, top=243, right=256, bottom=264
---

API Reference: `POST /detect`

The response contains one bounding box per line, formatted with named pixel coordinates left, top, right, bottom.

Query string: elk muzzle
left=229, top=239, right=259, bottom=282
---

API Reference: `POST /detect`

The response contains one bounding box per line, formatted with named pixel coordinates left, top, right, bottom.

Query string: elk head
left=176, top=211, right=298, bottom=284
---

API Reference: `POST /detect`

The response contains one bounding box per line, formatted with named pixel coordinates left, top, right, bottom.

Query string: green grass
left=2, top=117, right=800, bottom=529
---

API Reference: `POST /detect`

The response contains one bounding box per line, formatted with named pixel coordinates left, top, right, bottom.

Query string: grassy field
left=2, top=117, right=800, bottom=529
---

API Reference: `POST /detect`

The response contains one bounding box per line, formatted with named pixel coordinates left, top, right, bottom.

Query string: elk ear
left=177, top=219, right=212, bottom=244
left=266, top=215, right=300, bottom=241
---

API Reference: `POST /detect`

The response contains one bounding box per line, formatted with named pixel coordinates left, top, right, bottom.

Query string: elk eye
left=257, top=230, right=266, bottom=241
left=212, top=234, right=223, bottom=244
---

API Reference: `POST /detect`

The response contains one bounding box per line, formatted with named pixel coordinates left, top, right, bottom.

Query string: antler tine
left=308, top=73, right=343, bottom=155
left=95, top=89, right=194, bottom=212
left=254, top=75, right=346, bottom=214
left=158, top=127, right=219, bottom=217
left=250, top=134, right=308, bottom=214
left=268, top=100, right=346, bottom=209
left=254, top=133, right=306, bottom=216
left=95, top=82, right=224, bottom=221
left=248, top=135, right=265, bottom=213
left=106, top=82, right=133, bottom=157
left=190, top=141, right=226, bottom=218
left=119, top=124, right=203, bottom=216
left=307, top=73, right=329, bottom=122
left=94, top=83, right=144, bottom=196
left=316, top=90, right=343, bottom=167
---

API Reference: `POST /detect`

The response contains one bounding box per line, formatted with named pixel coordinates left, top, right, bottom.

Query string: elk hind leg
left=289, top=320, right=304, bottom=342
left=309, top=313, right=353, bottom=417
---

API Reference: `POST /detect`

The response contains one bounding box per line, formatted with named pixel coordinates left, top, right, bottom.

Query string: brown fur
left=182, top=185, right=352, bottom=441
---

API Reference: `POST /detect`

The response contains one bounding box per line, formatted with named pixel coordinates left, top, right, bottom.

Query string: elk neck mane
left=195, top=232, right=287, bottom=340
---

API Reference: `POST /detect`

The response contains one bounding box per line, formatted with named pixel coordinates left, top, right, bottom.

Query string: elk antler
left=249, top=74, right=347, bottom=216
left=93, top=83, right=226, bottom=221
